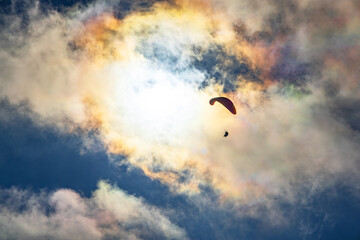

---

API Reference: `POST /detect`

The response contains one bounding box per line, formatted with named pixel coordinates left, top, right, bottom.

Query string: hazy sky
left=0, top=0, right=360, bottom=239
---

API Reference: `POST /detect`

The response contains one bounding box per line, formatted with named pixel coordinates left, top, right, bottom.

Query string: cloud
left=0, top=0, right=359, bottom=229
left=0, top=181, right=187, bottom=240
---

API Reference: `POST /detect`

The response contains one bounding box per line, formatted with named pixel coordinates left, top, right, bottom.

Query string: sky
left=0, top=0, right=360, bottom=239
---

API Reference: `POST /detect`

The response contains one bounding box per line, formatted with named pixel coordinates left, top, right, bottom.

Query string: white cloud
left=0, top=181, right=188, bottom=240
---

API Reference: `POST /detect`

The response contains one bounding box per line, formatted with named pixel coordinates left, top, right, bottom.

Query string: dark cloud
left=269, top=43, right=318, bottom=85
left=192, top=45, right=262, bottom=92
left=0, top=0, right=170, bottom=30
left=113, top=0, right=174, bottom=19
left=327, top=96, right=360, bottom=133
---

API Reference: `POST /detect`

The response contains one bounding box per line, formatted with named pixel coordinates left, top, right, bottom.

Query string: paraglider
left=209, top=97, right=236, bottom=137
left=209, top=97, right=236, bottom=114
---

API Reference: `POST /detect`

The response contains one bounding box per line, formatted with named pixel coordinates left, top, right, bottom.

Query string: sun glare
left=110, top=59, right=205, bottom=145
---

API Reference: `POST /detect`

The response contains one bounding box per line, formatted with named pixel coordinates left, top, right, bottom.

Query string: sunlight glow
left=111, top=59, right=206, bottom=145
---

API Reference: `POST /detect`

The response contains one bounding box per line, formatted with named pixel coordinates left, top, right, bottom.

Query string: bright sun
left=108, top=59, right=208, bottom=145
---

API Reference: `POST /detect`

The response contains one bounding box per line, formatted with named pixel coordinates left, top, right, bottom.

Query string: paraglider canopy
left=209, top=97, right=236, bottom=114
